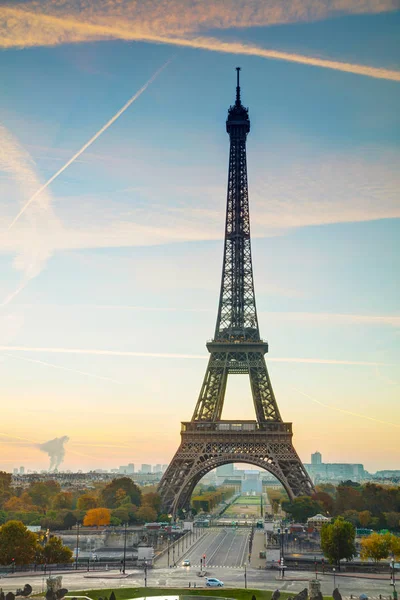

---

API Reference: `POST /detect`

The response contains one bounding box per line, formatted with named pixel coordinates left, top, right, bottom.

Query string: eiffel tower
left=158, top=69, right=314, bottom=515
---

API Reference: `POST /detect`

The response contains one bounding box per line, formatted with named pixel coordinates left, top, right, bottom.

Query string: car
left=182, top=559, right=190, bottom=567
left=206, top=578, right=224, bottom=587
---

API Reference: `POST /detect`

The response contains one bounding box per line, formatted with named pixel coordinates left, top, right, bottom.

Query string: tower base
left=158, top=420, right=313, bottom=516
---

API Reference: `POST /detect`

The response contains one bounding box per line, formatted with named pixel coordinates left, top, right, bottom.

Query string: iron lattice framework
left=159, top=69, right=313, bottom=515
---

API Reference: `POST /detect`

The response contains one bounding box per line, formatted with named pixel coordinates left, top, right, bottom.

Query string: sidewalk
left=249, top=530, right=266, bottom=569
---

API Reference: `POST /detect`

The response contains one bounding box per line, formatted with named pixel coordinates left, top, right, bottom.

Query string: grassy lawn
left=74, top=587, right=300, bottom=600
left=224, top=495, right=261, bottom=517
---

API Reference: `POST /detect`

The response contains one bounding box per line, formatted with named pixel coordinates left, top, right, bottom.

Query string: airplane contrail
left=7, top=59, right=172, bottom=231
left=2, top=352, right=123, bottom=384
left=0, top=345, right=392, bottom=366
left=292, top=387, right=399, bottom=429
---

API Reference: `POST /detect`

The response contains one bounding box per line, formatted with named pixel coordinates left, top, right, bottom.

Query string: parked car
left=206, top=578, right=224, bottom=587
left=182, top=559, right=190, bottom=566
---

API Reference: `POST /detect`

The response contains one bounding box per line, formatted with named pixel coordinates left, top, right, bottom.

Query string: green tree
left=0, top=471, right=12, bottom=506
left=62, top=511, right=77, bottom=530
left=341, top=510, right=361, bottom=527
left=282, top=496, right=323, bottom=522
left=39, top=536, right=73, bottom=564
left=100, top=478, right=141, bottom=509
left=0, top=520, right=38, bottom=565
left=77, top=494, right=98, bottom=511
left=28, top=481, right=60, bottom=510
left=321, top=516, right=356, bottom=569
left=112, top=506, right=130, bottom=523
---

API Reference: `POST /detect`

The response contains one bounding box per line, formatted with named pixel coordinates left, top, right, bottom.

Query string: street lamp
left=391, top=558, right=397, bottom=600
left=244, top=563, right=247, bottom=589
left=122, top=523, right=127, bottom=574
left=333, top=567, right=336, bottom=590
left=75, top=521, right=80, bottom=570
left=144, top=559, right=148, bottom=587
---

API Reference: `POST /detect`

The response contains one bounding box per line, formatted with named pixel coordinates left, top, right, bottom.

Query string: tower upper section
left=226, top=67, right=250, bottom=137
left=213, top=68, right=262, bottom=345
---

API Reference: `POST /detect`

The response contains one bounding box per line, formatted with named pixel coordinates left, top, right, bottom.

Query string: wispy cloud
left=0, top=345, right=392, bottom=367
left=1, top=1, right=399, bottom=81
left=0, top=124, right=61, bottom=305
left=2, top=145, right=397, bottom=256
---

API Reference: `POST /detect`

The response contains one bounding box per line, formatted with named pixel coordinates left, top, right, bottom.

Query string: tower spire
left=236, top=66, right=241, bottom=105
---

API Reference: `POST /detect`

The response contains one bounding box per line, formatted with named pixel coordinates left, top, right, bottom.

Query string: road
left=181, top=528, right=250, bottom=568
left=156, top=528, right=250, bottom=569
left=0, top=565, right=396, bottom=598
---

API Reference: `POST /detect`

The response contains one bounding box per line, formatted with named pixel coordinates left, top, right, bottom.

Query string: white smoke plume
left=38, top=435, right=69, bottom=471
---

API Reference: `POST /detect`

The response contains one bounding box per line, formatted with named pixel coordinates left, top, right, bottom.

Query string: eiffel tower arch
left=158, top=69, right=314, bottom=516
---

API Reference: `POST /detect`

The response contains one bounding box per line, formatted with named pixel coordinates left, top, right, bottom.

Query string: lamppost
left=244, top=563, right=247, bottom=589
left=167, top=534, right=171, bottom=568
left=391, top=558, right=397, bottom=600
left=75, top=521, right=80, bottom=570
left=122, top=522, right=127, bottom=574
left=333, top=567, right=336, bottom=590
left=144, top=559, right=148, bottom=587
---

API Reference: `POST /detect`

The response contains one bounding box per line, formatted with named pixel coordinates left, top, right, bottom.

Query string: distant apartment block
left=305, top=452, right=365, bottom=483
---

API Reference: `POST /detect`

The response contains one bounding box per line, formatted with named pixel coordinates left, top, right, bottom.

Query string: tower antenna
left=236, top=66, right=241, bottom=105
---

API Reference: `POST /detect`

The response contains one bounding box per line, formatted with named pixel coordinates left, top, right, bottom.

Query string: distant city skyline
left=0, top=2, right=399, bottom=474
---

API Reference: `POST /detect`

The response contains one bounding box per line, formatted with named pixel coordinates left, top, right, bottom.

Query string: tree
left=359, top=510, right=372, bottom=527
left=4, top=496, right=25, bottom=512
left=0, top=520, right=38, bottom=565
left=28, top=481, right=60, bottom=510
left=321, top=517, right=356, bottom=569
left=0, top=471, right=12, bottom=506
left=52, top=492, right=73, bottom=510
left=334, top=484, right=363, bottom=514
left=4, top=492, right=36, bottom=513
left=40, top=536, right=73, bottom=564
left=77, top=494, right=98, bottom=511
left=312, top=491, right=334, bottom=515
left=112, top=506, right=130, bottom=523
left=100, top=478, right=141, bottom=509
left=83, top=508, right=111, bottom=527
left=390, top=533, right=400, bottom=558
left=360, top=532, right=391, bottom=563
left=142, top=492, right=162, bottom=513
left=62, top=511, right=77, bottom=530
left=136, top=505, right=157, bottom=523
left=115, top=489, right=128, bottom=506
left=271, top=499, right=281, bottom=515
left=384, top=512, right=400, bottom=530
left=341, top=510, right=361, bottom=527
left=282, top=496, right=323, bottom=522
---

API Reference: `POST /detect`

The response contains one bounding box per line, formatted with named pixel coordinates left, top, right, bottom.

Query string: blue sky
left=0, top=0, right=399, bottom=473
